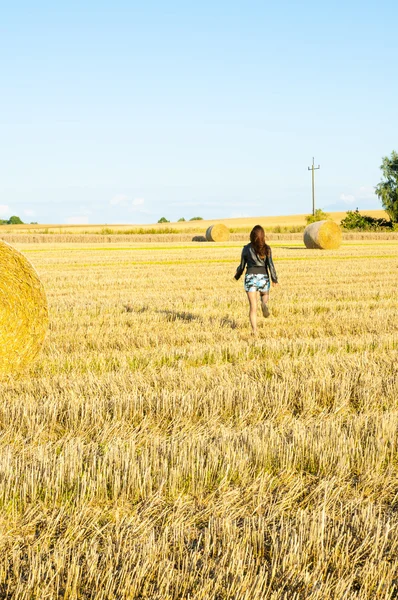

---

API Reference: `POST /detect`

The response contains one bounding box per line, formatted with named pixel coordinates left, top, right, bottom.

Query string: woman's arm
left=267, top=249, right=278, bottom=283
left=234, top=247, right=247, bottom=280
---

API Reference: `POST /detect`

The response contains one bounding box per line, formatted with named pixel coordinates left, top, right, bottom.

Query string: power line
left=308, top=157, right=320, bottom=216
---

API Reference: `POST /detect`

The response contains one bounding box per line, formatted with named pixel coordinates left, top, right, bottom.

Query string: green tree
left=305, top=208, right=329, bottom=224
left=7, top=215, right=24, bottom=224
left=157, top=217, right=170, bottom=223
left=375, top=150, right=398, bottom=222
left=340, top=209, right=392, bottom=230
left=189, top=216, right=203, bottom=221
left=177, top=217, right=186, bottom=222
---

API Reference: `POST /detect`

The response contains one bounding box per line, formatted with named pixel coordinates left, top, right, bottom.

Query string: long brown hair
left=250, top=225, right=271, bottom=259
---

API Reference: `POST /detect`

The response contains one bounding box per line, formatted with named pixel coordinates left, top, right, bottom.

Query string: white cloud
left=339, top=187, right=377, bottom=205
left=78, top=205, right=92, bottom=215
left=169, top=201, right=201, bottom=207
left=129, top=198, right=147, bottom=213
left=0, top=204, right=10, bottom=216
left=110, top=196, right=146, bottom=211
left=110, top=194, right=129, bottom=206
left=358, top=186, right=376, bottom=199
left=23, top=209, right=35, bottom=216
left=65, top=216, right=89, bottom=225
left=340, top=194, right=356, bottom=203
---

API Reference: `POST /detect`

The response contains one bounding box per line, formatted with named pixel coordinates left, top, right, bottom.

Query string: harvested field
left=1, top=231, right=398, bottom=245
left=0, top=209, right=388, bottom=236
left=1, top=237, right=398, bottom=598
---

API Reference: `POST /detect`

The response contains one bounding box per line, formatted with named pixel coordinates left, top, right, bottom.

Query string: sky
left=1, top=0, right=397, bottom=224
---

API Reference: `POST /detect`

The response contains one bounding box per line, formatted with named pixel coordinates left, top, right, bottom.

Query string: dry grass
left=2, top=231, right=398, bottom=247
left=1, top=238, right=398, bottom=598
left=0, top=210, right=388, bottom=235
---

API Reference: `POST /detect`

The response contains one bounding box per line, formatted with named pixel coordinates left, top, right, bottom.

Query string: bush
left=8, top=216, right=24, bottom=224
left=189, top=216, right=203, bottom=221
left=157, top=217, right=170, bottom=223
left=306, top=209, right=329, bottom=224
left=0, top=215, right=24, bottom=225
left=177, top=218, right=186, bottom=222
left=340, top=209, right=392, bottom=231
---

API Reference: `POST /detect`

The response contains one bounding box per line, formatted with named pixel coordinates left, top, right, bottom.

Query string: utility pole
left=308, top=157, right=320, bottom=216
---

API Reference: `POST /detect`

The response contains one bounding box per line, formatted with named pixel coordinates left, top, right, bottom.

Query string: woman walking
left=235, top=225, right=278, bottom=335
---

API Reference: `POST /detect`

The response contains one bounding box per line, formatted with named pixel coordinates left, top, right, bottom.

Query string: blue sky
left=1, top=0, right=397, bottom=224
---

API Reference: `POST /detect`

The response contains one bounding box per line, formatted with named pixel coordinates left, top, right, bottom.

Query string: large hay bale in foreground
left=304, top=220, right=342, bottom=249
left=0, top=241, right=48, bottom=375
left=205, top=224, right=230, bottom=242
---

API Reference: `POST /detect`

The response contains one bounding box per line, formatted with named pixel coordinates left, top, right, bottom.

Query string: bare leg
left=247, top=291, right=258, bottom=334
left=260, top=292, right=269, bottom=317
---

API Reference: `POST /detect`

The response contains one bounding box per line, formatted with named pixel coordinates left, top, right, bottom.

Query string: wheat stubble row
left=0, top=241, right=397, bottom=599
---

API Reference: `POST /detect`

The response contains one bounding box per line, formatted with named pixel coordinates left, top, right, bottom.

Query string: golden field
left=0, top=210, right=388, bottom=235
left=1, top=237, right=398, bottom=599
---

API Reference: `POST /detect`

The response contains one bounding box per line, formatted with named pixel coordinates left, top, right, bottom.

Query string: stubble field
left=1, top=238, right=398, bottom=599
left=0, top=210, right=387, bottom=236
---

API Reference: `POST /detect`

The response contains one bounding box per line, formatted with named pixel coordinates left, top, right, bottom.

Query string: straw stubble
left=1, top=238, right=398, bottom=598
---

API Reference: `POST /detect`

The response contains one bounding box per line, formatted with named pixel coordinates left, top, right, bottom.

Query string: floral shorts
left=244, top=273, right=270, bottom=293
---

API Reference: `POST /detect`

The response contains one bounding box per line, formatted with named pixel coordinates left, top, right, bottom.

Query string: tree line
left=158, top=216, right=203, bottom=223
left=0, top=215, right=24, bottom=225
left=2, top=151, right=397, bottom=229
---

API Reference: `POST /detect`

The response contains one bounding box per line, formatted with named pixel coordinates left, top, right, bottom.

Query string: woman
left=235, top=225, right=278, bottom=335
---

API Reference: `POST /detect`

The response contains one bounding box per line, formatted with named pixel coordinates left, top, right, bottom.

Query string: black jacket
left=235, top=243, right=278, bottom=283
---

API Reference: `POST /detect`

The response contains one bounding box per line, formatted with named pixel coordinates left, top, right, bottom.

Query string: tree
left=177, top=217, right=186, bottom=222
left=189, top=216, right=203, bottom=221
left=305, top=208, right=329, bottom=224
left=157, top=217, right=170, bottom=223
left=8, top=215, right=24, bottom=224
left=375, top=150, right=398, bottom=222
left=0, top=215, right=24, bottom=225
left=340, top=209, right=392, bottom=230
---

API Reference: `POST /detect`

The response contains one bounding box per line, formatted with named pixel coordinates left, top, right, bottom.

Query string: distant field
left=1, top=238, right=398, bottom=598
left=0, top=210, right=388, bottom=235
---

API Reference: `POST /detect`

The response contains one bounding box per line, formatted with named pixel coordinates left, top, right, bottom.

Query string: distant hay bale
left=304, top=220, right=342, bottom=250
left=0, top=241, right=48, bottom=376
left=205, top=224, right=230, bottom=242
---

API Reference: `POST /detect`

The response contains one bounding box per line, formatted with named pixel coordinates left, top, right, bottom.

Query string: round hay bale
left=303, top=220, right=342, bottom=250
left=205, top=224, right=230, bottom=242
left=0, top=240, right=48, bottom=376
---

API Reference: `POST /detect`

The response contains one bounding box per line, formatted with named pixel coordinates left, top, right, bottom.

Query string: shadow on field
left=123, top=303, right=150, bottom=313
left=156, top=310, right=239, bottom=329
left=158, top=309, right=204, bottom=323
left=192, top=235, right=207, bottom=242
left=279, top=246, right=306, bottom=250
left=219, top=317, right=238, bottom=329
